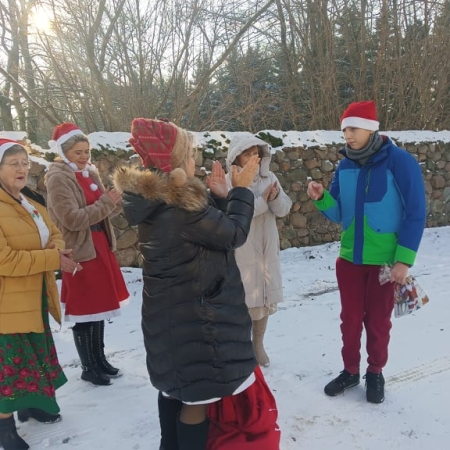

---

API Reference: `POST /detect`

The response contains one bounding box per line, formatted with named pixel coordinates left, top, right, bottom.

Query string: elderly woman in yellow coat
left=0, top=139, right=81, bottom=450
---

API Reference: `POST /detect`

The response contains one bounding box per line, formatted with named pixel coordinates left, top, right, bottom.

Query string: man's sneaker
left=364, top=371, right=385, bottom=404
left=324, top=370, right=360, bottom=396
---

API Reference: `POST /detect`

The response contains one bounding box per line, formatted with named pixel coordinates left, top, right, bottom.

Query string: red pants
left=207, top=366, right=280, bottom=450
left=336, top=258, right=395, bottom=374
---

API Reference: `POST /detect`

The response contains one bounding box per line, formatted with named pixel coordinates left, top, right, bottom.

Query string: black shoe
left=80, top=367, right=111, bottom=386
left=17, top=408, right=61, bottom=424
left=324, top=370, right=360, bottom=396
left=364, top=371, right=385, bottom=404
left=0, top=416, right=29, bottom=450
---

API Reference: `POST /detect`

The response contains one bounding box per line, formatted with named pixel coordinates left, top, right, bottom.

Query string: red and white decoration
left=340, top=100, right=380, bottom=131
left=49, top=123, right=98, bottom=191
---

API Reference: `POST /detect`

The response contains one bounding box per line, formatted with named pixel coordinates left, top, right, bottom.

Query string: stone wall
left=27, top=141, right=450, bottom=267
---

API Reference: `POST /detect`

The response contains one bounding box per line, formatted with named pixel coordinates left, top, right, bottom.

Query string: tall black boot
left=0, top=415, right=29, bottom=450
left=72, top=326, right=111, bottom=386
left=92, top=321, right=120, bottom=377
left=177, top=418, right=209, bottom=450
left=158, top=393, right=182, bottom=450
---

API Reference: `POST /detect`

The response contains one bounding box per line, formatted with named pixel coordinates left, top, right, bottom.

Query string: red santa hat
left=49, top=122, right=86, bottom=164
left=340, top=101, right=379, bottom=131
left=0, top=139, right=26, bottom=163
left=49, top=123, right=98, bottom=190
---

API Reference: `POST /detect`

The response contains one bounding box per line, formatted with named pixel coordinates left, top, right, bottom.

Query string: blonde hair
left=61, top=134, right=90, bottom=154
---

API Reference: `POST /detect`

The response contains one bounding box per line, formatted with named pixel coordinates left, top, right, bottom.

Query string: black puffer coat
left=113, top=167, right=257, bottom=402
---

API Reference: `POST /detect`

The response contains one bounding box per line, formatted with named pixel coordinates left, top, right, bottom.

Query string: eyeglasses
left=2, top=161, right=32, bottom=170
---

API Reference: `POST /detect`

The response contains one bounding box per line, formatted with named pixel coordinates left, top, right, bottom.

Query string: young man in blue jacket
left=307, top=101, right=426, bottom=403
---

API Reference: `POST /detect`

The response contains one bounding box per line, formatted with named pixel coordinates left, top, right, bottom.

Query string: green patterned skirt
left=0, top=281, right=67, bottom=414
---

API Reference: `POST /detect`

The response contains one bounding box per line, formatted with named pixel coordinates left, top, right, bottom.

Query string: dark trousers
left=336, top=257, right=395, bottom=374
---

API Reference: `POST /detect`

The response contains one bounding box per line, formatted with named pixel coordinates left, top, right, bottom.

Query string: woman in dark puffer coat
left=113, top=119, right=280, bottom=450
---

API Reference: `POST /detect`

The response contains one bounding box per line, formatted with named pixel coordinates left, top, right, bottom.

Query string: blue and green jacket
left=314, top=138, right=426, bottom=266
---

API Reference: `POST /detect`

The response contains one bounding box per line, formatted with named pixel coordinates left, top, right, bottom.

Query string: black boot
left=72, top=326, right=111, bottom=386
left=158, top=393, right=182, bottom=450
left=92, top=321, right=121, bottom=377
left=0, top=415, right=29, bottom=450
left=177, top=418, right=209, bottom=450
left=17, top=408, right=61, bottom=424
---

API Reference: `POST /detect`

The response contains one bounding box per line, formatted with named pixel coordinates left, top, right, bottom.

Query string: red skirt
left=207, top=366, right=281, bottom=450
left=61, top=230, right=129, bottom=322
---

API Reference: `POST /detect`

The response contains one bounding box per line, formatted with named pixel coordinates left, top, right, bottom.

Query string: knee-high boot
left=252, top=315, right=270, bottom=367
left=0, top=415, right=29, bottom=450
left=158, top=393, right=182, bottom=450
left=72, top=325, right=111, bottom=386
left=177, top=418, right=209, bottom=450
left=92, top=321, right=120, bottom=377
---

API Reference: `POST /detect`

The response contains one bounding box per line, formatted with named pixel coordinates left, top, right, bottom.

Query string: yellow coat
left=0, top=189, right=64, bottom=334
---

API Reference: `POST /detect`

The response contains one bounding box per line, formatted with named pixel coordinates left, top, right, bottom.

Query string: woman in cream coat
left=225, top=133, right=292, bottom=367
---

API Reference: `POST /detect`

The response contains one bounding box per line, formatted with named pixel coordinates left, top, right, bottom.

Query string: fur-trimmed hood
left=112, top=166, right=208, bottom=225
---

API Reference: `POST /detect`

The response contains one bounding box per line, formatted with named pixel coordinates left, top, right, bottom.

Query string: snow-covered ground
left=14, top=226, right=450, bottom=450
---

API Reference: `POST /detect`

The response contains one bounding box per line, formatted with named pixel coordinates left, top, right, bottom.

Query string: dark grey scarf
left=345, top=131, right=384, bottom=166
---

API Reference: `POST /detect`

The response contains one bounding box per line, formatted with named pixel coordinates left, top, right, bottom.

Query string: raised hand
left=206, top=161, right=228, bottom=198
left=307, top=181, right=324, bottom=201
left=231, top=155, right=260, bottom=188
left=267, top=182, right=279, bottom=201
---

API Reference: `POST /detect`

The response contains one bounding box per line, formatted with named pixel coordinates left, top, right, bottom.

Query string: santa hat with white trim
left=49, top=122, right=87, bottom=165
left=0, top=139, right=26, bottom=163
left=49, top=123, right=98, bottom=190
left=340, top=101, right=379, bottom=131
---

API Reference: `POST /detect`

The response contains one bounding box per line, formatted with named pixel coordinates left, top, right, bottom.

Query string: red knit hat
left=340, top=101, right=379, bottom=131
left=0, top=139, right=26, bottom=162
left=129, top=118, right=192, bottom=173
left=49, top=122, right=86, bottom=163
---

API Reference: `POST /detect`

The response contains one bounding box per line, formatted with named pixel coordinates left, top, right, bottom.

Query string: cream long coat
left=0, top=189, right=64, bottom=333
left=225, top=134, right=292, bottom=311
left=45, top=162, right=120, bottom=262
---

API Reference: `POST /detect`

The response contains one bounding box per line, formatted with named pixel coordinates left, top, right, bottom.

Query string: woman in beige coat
left=225, top=133, right=292, bottom=367
left=45, top=123, right=129, bottom=387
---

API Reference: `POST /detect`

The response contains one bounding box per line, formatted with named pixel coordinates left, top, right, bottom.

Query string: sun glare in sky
left=30, top=5, right=53, bottom=33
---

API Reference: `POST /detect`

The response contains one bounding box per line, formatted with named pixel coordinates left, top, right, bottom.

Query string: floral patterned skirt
left=0, top=283, right=67, bottom=414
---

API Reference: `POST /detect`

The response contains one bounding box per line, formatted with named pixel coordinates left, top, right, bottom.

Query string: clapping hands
left=263, top=182, right=279, bottom=202
left=206, top=161, right=228, bottom=198
left=231, top=155, right=260, bottom=188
